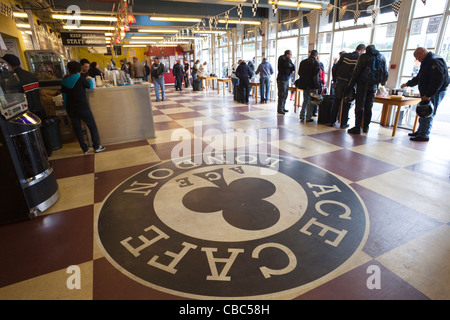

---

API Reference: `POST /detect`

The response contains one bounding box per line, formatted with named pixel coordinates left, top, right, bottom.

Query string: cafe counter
left=87, top=84, right=156, bottom=145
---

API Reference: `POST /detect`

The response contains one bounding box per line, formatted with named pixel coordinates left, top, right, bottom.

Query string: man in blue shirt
left=277, top=50, right=296, bottom=114
left=256, top=58, right=274, bottom=103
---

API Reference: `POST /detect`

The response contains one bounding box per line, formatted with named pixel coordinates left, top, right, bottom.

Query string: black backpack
left=366, top=55, right=386, bottom=86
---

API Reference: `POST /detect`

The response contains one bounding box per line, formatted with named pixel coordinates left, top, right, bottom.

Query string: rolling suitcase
left=318, top=95, right=335, bottom=124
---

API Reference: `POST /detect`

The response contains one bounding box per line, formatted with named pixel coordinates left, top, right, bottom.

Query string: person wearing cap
left=2, top=54, right=46, bottom=119
left=1, top=54, right=52, bottom=156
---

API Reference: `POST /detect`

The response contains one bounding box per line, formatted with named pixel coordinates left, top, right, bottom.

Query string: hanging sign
left=61, top=32, right=107, bottom=46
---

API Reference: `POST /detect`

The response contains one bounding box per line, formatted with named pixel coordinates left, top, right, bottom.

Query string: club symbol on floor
left=182, top=168, right=280, bottom=230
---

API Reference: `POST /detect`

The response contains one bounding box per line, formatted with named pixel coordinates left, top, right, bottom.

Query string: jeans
left=184, top=73, right=190, bottom=87
left=417, top=89, right=447, bottom=138
left=70, top=109, right=101, bottom=152
left=299, top=88, right=314, bottom=120
left=354, top=84, right=377, bottom=130
left=192, top=73, right=197, bottom=81
left=329, top=80, right=352, bottom=126
left=260, top=76, right=270, bottom=102
left=277, top=80, right=290, bottom=112
left=153, top=77, right=165, bottom=100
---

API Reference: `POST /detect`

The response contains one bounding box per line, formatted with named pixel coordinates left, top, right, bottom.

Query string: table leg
left=294, top=90, right=298, bottom=112
left=338, top=100, right=343, bottom=124
left=392, top=105, right=401, bottom=137
left=255, top=87, right=258, bottom=103
left=380, top=104, right=391, bottom=126
left=413, top=115, right=419, bottom=133
left=229, top=81, right=232, bottom=92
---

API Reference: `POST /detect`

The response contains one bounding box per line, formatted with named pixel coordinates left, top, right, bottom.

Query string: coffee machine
left=0, top=71, right=59, bottom=224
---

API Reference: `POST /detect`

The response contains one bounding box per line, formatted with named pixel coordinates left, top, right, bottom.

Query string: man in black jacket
left=401, top=47, right=449, bottom=141
left=236, top=60, right=253, bottom=104
left=173, top=59, right=185, bottom=91
left=329, top=44, right=365, bottom=128
left=297, top=50, right=321, bottom=122
left=347, top=45, right=388, bottom=134
left=151, top=57, right=166, bottom=101
left=277, top=50, right=296, bottom=114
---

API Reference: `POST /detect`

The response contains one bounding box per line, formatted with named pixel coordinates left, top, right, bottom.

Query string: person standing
left=183, top=59, right=190, bottom=87
left=60, top=61, right=105, bottom=154
left=231, top=60, right=242, bottom=101
left=329, top=44, right=366, bottom=128
left=255, top=58, right=274, bottom=103
left=347, top=45, right=388, bottom=134
left=235, top=60, right=253, bottom=104
left=192, top=60, right=200, bottom=80
left=130, top=56, right=145, bottom=80
left=88, top=61, right=103, bottom=79
left=80, top=58, right=90, bottom=78
left=1, top=54, right=52, bottom=155
left=151, top=57, right=166, bottom=102
left=277, top=50, right=296, bottom=114
left=173, top=59, right=185, bottom=91
left=401, top=47, right=449, bottom=141
left=297, top=50, right=321, bottom=122
left=143, top=61, right=150, bottom=82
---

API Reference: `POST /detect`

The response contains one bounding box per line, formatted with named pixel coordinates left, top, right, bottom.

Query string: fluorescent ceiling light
left=173, top=36, right=206, bottom=40
left=123, top=45, right=147, bottom=47
left=150, top=17, right=202, bottom=23
left=131, top=36, right=165, bottom=40
left=13, top=12, right=28, bottom=18
left=138, top=29, right=179, bottom=33
left=105, top=33, right=113, bottom=36
left=16, top=23, right=31, bottom=28
left=63, top=25, right=115, bottom=30
left=129, top=41, right=190, bottom=44
left=267, top=1, right=323, bottom=10
left=195, top=30, right=227, bottom=34
left=150, top=44, right=180, bottom=47
left=52, top=14, right=117, bottom=22
left=218, top=19, right=261, bottom=25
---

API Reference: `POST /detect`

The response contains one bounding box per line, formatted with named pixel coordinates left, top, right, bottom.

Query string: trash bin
left=43, top=116, right=62, bottom=151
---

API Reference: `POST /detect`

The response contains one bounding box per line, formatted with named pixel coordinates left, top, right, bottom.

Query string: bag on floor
left=235, top=84, right=243, bottom=102
left=318, top=95, right=335, bottom=124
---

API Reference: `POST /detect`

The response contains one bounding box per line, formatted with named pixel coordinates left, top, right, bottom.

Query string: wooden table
left=374, top=96, right=421, bottom=136
left=217, top=78, right=232, bottom=95
left=198, top=76, right=218, bottom=91
left=250, top=82, right=260, bottom=103
left=288, top=86, right=302, bottom=112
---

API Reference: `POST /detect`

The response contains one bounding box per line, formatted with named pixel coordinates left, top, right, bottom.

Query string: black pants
left=239, top=77, right=250, bottom=103
left=354, top=85, right=377, bottom=130
left=70, top=109, right=101, bottom=152
left=175, top=75, right=183, bottom=90
left=277, top=80, right=289, bottom=112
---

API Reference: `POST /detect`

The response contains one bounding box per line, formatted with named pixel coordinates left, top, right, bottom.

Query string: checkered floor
left=0, top=85, right=449, bottom=300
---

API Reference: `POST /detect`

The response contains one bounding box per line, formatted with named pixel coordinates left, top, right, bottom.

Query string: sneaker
left=278, top=110, right=285, bottom=115
left=95, top=146, right=106, bottom=153
left=348, top=127, right=361, bottom=134
left=408, top=131, right=419, bottom=137
left=83, top=147, right=91, bottom=155
left=283, top=109, right=289, bottom=113
left=305, top=119, right=314, bottom=122
left=363, top=127, right=369, bottom=133
left=340, top=124, right=350, bottom=129
left=156, top=99, right=160, bottom=102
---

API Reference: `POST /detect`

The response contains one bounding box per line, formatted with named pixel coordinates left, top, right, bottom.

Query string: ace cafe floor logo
left=96, top=154, right=369, bottom=299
